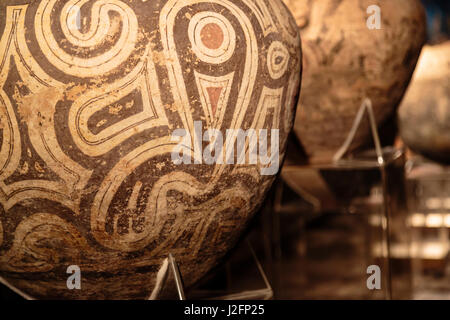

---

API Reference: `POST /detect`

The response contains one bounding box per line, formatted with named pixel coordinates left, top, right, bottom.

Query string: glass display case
left=405, top=157, right=450, bottom=299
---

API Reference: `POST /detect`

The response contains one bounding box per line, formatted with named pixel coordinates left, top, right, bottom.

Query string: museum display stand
left=187, top=240, right=273, bottom=300
left=275, top=99, right=412, bottom=299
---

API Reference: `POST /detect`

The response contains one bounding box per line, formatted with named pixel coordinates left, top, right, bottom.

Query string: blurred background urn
left=398, top=41, right=450, bottom=163
left=283, top=0, right=427, bottom=163
left=0, top=0, right=301, bottom=299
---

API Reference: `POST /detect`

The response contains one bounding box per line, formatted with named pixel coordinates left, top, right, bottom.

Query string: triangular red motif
left=206, top=87, right=223, bottom=117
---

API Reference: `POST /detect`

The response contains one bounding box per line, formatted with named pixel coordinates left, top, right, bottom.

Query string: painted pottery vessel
left=0, top=0, right=301, bottom=299
left=399, top=42, right=450, bottom=163
left=284, top=0, right=426, bottom=163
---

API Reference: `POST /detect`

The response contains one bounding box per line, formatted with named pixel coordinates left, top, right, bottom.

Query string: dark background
left=422, top=0, right=450, bottom=43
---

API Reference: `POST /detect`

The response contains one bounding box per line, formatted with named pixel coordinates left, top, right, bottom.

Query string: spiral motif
left=35, top=0, right=138, bottom=77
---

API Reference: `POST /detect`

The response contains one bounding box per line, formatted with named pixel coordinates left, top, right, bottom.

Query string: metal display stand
left=187, top=240, right=273, bottom=300
left=274, top=99, right=402, bottom=299
left=150, top=240, right=273, bottom=300
left=148, top=253, right=186, bottom=300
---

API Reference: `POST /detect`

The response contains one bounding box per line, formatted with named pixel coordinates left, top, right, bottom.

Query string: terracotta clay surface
left=0, top=0, right=301, bottom=299
left=399, top=42, right=450, bottom=163
left=283, top=0, right=426, bottom=163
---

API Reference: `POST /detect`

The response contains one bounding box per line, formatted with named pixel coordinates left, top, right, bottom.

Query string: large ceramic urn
left=399, top=41, right=450, bottom=164
left=284, top=0, right=426, bottom=163
left=0, top=0, right=301, bottom=299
